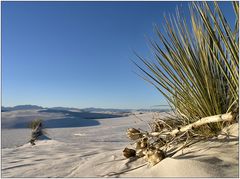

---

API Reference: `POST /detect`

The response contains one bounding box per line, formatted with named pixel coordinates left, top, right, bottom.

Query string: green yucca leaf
left=193, top=2, right=238, bottom=87
left=135, top=2, right=238, bottom=131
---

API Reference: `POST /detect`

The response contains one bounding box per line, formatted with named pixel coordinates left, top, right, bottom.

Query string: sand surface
left=1, top=112, right=239, bottom=177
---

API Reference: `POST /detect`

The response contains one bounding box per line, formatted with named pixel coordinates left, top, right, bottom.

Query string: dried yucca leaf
left=126, top=128, right=143, bottom=140
left=123, top=147, right=136, bottom=158
left=145, top=148, right=165, bottom=166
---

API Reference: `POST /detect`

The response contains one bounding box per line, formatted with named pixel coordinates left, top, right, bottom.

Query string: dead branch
left=123, top=112, right=236, bottom=167
left=149, top=112, right=234, bottom=137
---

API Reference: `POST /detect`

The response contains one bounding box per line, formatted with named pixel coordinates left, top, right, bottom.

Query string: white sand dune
left=1, top=112, right=239, bottom=178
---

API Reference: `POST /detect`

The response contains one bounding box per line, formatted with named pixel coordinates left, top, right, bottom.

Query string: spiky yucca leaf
left=137, top=2, right=238, bottom=133
left=29, top=119, right=43, bottom=130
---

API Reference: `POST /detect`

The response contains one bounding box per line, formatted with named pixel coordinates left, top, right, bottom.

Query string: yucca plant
left=136, top=2, right=238, bottom=134
left=28, top=119, right=47, bottom=145
left=29, top=119, right=43, bottom=130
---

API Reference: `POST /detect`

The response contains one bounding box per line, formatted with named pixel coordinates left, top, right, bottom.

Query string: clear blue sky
left=2, top=1, right=235, bottom=109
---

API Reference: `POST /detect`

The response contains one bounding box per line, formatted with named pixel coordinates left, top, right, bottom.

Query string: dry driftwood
left=124, top=112, right=236, bottom=166
left=149, top=112, right=235, bottom=137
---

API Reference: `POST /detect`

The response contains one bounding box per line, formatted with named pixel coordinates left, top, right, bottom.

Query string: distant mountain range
left=1, top=105, right=171, bottom=113
left=1, top=105, right=43, bottom=112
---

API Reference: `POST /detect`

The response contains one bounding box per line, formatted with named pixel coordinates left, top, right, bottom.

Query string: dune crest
left=2, top=113, right=238, bottom=177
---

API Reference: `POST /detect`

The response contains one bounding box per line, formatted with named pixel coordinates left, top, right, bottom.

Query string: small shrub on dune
left=29, top=119, right=46, bottom=145
left=29, top=119, right=43, bottom=130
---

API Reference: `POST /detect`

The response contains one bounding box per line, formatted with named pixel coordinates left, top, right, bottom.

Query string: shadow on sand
left=40, top=109, right=124, bottom=128
left=11, top=109, right=124, bottom=128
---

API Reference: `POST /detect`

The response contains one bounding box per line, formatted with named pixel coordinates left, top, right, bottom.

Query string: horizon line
left=1, top=104, right=171, bottom=110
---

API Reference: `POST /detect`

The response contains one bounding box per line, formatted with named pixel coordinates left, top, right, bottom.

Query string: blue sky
left=2, top=1, right=235, bottom=109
